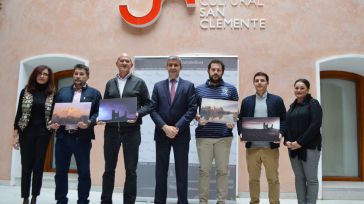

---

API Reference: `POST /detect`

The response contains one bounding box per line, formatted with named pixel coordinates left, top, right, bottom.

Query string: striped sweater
left=195, top=80, right=239, bottom=138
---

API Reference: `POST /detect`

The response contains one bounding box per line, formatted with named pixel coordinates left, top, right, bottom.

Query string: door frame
left=320, top=71, right=364, bottom=181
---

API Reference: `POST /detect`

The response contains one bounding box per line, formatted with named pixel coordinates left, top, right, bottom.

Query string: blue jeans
left=55, top=132, right=92, bottom=204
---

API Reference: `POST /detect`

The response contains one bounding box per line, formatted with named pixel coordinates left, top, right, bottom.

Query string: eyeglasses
left=38, top=72, right=49, bottom=77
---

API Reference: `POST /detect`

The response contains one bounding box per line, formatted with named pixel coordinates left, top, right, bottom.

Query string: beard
left=209, top=75, right=222, bottom=84
left=74, top=79, right=86, bottom=87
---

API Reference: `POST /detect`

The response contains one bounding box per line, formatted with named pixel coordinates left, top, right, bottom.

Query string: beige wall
left=0, top=0, right=364, bottom=193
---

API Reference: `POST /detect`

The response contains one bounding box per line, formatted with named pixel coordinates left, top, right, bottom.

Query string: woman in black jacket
left=13, top=65, right=56, bottom=204
left=285, top=79, right=322, bottom=204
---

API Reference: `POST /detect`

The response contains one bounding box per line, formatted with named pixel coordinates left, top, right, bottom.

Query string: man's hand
left=127, top=112, right=138, bottom=123
left=240, top=134, right=247, bottom=143
left=96, top=117, right=106, bottom=125
left=162, top=125, right=179, bottom=139
left=274, top=133, right=282, bottom=144
left=226, top=123, right=235, bottom=129
left=49, top=122, right=60, bottom=130
left=195, top=114, right=208, bottom=126
left=77, top=121, right=89, bottom=129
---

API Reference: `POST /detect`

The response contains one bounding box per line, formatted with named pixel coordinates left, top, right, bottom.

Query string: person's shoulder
left=55, top=86, right=72, bottom=98
left=309, top=97, right=320, bottom=106
left=268, top=93, right=284, bottom=100
left=20, top=88, right=26, bottom=94
left=243, top=94, right=255, bottom=101
left=180, top=78, right=194, bottom=85
left=195, top=83, right=206, bottom=90
left=130, top=74, right=142, bottom=80
left=87, top=85, right=101, bottom=94
left=106, top=77, right=117, bottom=84
left=154, top=79, right=166, bottom=86
left=57, top=86, right=71, bottom=93
left=222, top=81, right=236, bottom=89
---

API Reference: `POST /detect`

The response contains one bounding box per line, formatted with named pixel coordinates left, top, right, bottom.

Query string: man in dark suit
left=51, top=64, right=102, bottom=204
left=150, top=56, right=197, bottom=204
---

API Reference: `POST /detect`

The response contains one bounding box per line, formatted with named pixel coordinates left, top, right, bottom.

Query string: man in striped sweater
left=195, top=59, right=239, bottom=204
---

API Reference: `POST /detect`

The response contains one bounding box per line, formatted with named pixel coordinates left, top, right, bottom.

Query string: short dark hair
left=253, top=72, right=269, bottom=82
left=208, top=59, right=225, bottom=72
left=73, top=64, right=89, bottom=77
left=26, top=65, right=55, bottom=95
left=294, top=78, right=310, bottom=89
left=166, top=56, right=182, bottom=68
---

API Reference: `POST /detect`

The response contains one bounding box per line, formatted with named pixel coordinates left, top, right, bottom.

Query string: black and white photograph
left=241, top=117, right=280, bottom=142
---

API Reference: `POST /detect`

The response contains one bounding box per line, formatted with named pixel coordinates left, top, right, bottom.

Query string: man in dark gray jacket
left=101, top=53, right=151, bottom=204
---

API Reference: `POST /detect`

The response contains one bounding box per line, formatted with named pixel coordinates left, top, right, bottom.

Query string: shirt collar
left=73, top=84, right=88, bottom=91
left=206, top=79, right=224, bottom=87
left=117, top=73, right=132, bottom=80
left=256, top=91, right=268, bottom=99
left=169, top=77, right=179, bottom=83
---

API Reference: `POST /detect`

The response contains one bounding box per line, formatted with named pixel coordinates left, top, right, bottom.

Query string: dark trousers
left=101, top=127, right=141, bottom=204
left=19, top=129, right=51, bottom=198
left=154, top=141, right=189, bottom=204
left=55, top=133, right=92, bottom=204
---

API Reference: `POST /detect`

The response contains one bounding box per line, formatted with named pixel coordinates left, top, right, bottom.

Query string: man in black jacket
left=52, top=64, right=102, bottom=204
left=101, top=53, right=151, bottom=204
left=238, top=72, right=286, bottom=204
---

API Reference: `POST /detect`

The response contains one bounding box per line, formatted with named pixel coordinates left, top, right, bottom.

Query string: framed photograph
left=98, top=97, right=137, bottom=123
left=51, top=102, right=91, bottom=125
left=200, top=98, right=238, bottom=124
left=241, top=117, right=280, bottom=141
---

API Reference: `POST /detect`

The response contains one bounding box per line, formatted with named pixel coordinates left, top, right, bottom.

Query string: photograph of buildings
left=51, top=102, right=91, bottom=125
left=98, top=97, right=137, bottom=122
left=200, top=98, right=238, bottom=124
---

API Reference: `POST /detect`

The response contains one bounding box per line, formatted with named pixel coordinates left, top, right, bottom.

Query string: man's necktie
left=170, top=79, right=176, bottom=103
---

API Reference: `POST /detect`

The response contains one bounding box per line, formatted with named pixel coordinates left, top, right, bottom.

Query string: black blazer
left=150, top=78, right=197, bottom=143
left=238, top=93, right=286, bottom=148
left=103, top=75, right=151, bottom=130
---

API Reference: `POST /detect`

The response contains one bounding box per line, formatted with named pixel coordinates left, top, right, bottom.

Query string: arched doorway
left=317, top=54, right=364, bottom=200
left=11, top=54, right=88, bottom=185
left=320, top=71, right=364, bottom=181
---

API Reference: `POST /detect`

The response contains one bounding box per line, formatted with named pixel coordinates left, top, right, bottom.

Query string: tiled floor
left=1, top=184, right=363, bottom=204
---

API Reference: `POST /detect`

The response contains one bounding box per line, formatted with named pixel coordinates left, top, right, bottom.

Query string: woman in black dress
left=13, top=65, right=56, bottom=204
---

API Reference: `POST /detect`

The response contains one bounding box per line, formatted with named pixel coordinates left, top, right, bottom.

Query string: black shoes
left=30, top=196, right=37, bottom=204
left=23, top=198, right=29, bottom=204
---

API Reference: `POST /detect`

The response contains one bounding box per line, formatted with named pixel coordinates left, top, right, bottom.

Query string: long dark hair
left=26, top=65, right=56, bottom=95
